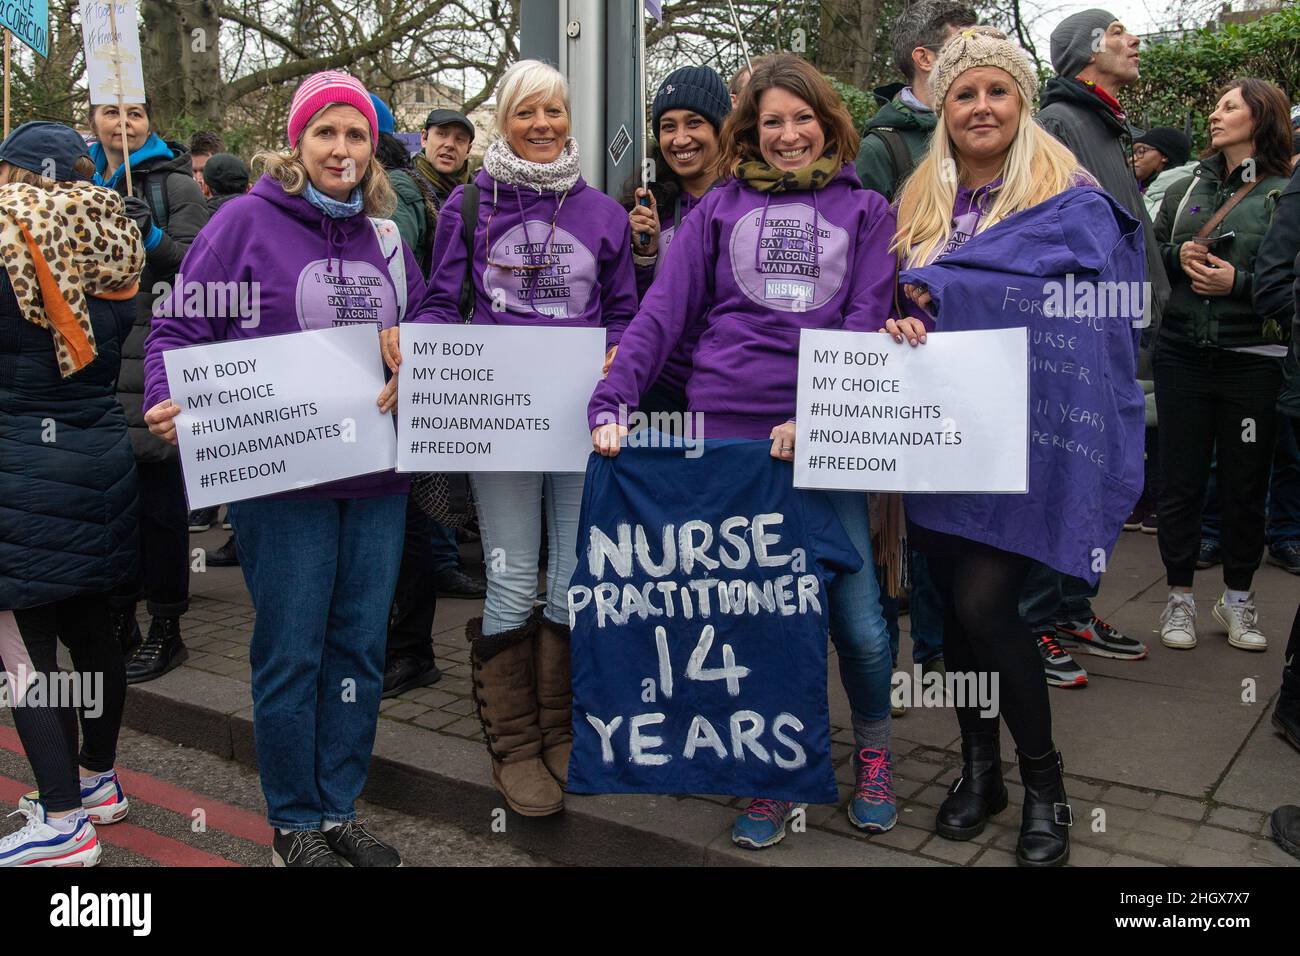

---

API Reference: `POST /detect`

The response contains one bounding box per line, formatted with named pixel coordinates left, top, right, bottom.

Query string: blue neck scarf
left=304, top=181, right=364, bottom=219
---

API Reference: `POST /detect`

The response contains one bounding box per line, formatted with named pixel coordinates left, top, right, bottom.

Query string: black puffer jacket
left=0, top=272, right=138, bottom=611
left=108, top=141, right=210, bottom=462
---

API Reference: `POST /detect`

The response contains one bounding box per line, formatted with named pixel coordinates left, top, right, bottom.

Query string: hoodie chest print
left=484, top=220, right=597, bottom=319
left=295, top=259, right=395, bottom=332
left=729, top=201, right=849, bottom=312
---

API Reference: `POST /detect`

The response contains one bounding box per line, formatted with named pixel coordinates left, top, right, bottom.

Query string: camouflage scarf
left=736, top=149, right=841, bottom=192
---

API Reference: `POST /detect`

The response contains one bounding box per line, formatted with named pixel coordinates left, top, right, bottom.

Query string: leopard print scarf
left=0, top=182, right=144, bottom=377
left=736, top=149, right=842, bottom=193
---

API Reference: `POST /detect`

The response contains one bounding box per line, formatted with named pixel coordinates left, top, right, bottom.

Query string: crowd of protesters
left=0, top=1, right=1297, bottom=869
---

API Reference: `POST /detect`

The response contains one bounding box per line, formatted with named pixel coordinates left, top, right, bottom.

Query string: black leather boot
left=1016, top=747, right=1072, bottom=866
left=125, top=616, right=189, bottom=684
left=111, top=608, right=142, bottom=657
left=1272, top=666, right=1300, bottom=753
left=936, top=729, right=1008, bottom=840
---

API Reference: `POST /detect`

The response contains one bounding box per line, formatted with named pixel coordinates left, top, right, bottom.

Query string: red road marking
left=0, top=776, right=239, bottom=867
left=0, top=726, right=269, bottom=846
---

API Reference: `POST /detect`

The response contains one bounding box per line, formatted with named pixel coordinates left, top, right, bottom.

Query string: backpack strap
left=369, top=217, right=407, bottom=321
left=458, top=182, right=479, bottom=323
left=147, top=176, right=170, bottom=231
left=868, top=127, right=914, bottom=199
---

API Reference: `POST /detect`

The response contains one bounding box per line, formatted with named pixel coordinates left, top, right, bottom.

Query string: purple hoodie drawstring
left=321, top=215, right=347, bottom=277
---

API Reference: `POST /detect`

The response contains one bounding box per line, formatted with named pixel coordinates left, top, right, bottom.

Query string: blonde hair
left=892, top=85, right=1086, bottom=266
left=493, top=59, right=569, bottom=138
left=251, top=148, right=395, bottom=218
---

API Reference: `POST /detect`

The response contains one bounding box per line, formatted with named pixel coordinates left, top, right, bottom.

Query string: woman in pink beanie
left=142, top=70, right=421, bottom=867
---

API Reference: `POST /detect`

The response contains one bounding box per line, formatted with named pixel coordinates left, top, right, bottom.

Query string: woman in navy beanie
left=619, top=64, right=731, bottom=414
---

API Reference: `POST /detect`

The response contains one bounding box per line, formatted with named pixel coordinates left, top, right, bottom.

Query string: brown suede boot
left=535, top=612, right=573, bottom=787
left=467, top=616, right=563, bottom=816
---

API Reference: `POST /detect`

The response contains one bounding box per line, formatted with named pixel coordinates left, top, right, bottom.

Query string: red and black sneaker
left=1055, top=616, right=1148, bottom=661
left=1035, top=631, right=1088, bottom=688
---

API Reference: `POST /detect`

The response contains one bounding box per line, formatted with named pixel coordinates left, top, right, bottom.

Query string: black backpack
left=867, top=127, right=914, bottom=201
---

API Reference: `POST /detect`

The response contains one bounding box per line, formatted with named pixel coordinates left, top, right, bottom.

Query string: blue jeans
left=825, top=491, right=893, bottom=724
left=1203, top=424, right=1300, bottom=548
left=880, top=549, right=945, bottom=666
left=428, top=520, right=461, bottom=573
left=470, top=472, right=584, bottom=633
left=1019, top=562, right=1096, bottom=631
left=227, top=494, right=406, bottom=831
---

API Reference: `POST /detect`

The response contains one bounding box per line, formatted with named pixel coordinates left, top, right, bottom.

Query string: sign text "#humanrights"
left=568, top=512, right=820, bottom=768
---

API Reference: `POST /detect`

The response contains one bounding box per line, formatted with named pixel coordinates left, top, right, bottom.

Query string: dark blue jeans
left=1019, top=563, right=1097, bottom=631
left=428, top=520, right=461, bottom=573
left=228, top=494, right=406, bottom=831
left=879, top=549, right=945, bottom=665
left=1202, top=421, right=1300, bottom=548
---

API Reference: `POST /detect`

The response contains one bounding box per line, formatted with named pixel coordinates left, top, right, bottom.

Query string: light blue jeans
left=470, top=472, right=585, bottom=633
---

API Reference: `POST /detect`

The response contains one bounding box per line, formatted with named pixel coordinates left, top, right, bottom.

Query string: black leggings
left=911, top=525, right=1053, bottom=757
left=0, top=595, right=126, bottom=813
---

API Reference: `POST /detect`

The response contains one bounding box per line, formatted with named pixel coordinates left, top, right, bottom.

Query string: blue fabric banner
left=566, top=438, right=861, bottom=804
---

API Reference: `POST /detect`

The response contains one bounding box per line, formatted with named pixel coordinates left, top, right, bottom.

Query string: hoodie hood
left=250, top=173, right=377, bottom=278
left=90, top=135, right=189, bottom=190
left=865, top=88, right=936, bottom=133
left=1039, top=76, right=1127, bottom=137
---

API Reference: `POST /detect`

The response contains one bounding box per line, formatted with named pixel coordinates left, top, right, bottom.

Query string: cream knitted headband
left=929, top=27, right=1039, bottom=115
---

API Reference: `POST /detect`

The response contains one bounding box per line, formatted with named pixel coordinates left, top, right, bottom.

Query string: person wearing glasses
left=405, top=59, right=637, bottom=818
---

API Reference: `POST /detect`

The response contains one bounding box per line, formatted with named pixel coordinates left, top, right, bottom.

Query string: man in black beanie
left=1023, top=10, right=1171, bottom=687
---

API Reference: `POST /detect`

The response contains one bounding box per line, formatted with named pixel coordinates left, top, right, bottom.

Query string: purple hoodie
left=900, top=186, right=1145, bottom=583
left=143, top=174, right=425, bottom=500
left=590, top=165, right=898, bottom=439
left=411, top=169, right=636, bottom=343
left=634, top=188, right=707, bottom=398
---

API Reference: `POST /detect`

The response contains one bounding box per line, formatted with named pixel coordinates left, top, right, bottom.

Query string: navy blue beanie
left=651, top=66, right=731, bottom=132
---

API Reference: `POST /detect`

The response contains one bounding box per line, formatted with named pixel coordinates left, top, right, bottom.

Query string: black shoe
left=271, top=829, right=345, bottom=867
left=125, top=616, right=189, bottom=684
left=323, top=820, right=401, bottom=867
left=206, top=535, right=239, bottom=567
left=1196, top=539, right=1221, bottom=570
left=1273, top=667, right=1300, bottom=753
left=1016, top=748, right=1071, bottom=867
left=111, top=610, right=142, bottom=657
left=1270, top=806, right=1300, bottom=861
left=435, top=566, right=486, bottom=599
left=936, top=729, right=1009, bottom=841
left=1266, top=542, right=1300, bottom=575
left=1123, top=502, right=1145, bottom=531
left=382, top=656, right=442, bottom=698
left=1140, top=512, right=1158, bottom=534
left=188, top=507, right=218, bottom=533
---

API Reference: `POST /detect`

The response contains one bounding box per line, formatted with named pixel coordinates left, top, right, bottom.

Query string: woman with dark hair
left=591, top=52, right=903, bottom=850
left=1152, top=77, right=1294, bottom=654
left=619, top=65, right=731, bottom=414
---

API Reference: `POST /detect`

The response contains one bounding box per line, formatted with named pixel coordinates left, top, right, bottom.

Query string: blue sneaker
left=0, top=806, right=100, bottom=867
left=731, top=798, right=802, bottom=849
left=19, top=769, right=129, bottom=826
left=848, top=747, right=897, bottom=832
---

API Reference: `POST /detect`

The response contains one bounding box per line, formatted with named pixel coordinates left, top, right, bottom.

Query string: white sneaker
left=1159, top=598, right=1197, bottom=649
left=1213, top=595, right=1267, bottom=651
left=18, top=769, right=129, bottom=826
left=0, top=806, right=100, bottom=867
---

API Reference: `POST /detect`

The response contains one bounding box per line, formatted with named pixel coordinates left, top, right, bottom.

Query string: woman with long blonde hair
left=890, top=27, right=1145, bottom=866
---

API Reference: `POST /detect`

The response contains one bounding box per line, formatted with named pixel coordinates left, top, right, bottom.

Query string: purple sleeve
left=408, top=185, right=469, bottom=324
left=142, top=233, right=231, bottom=411
left=598, top=217, right=639, bottom=347
left=840, top=195, right=906, bottom=333
left=588, top=206, right=711, bottom=428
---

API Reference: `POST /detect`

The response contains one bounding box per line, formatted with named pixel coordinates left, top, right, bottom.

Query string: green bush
left=1128, top=6, right=1299, bottom=146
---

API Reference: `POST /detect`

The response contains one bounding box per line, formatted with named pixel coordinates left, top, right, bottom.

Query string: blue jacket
left=901, top=186, right=1145, bottom=583
left=0, top=272, right=138, bottom=610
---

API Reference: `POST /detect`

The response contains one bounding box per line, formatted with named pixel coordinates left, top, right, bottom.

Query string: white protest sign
left=397, top=324, right=603, bottom=473
left=794, top=327, right=1028, bottom=493
left=164, top=324, right=397, bottom=509
left=79, top=0, right=145, bottom=104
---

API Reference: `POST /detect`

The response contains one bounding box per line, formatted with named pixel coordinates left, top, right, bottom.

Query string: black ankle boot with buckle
left=936, top=728, right=1009, bottom=840
left=1016, top=747, right=1072, bottom=866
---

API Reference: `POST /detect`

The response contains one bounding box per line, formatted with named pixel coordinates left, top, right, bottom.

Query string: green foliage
left=1127, top=6, right=1300, bottom=146
left=828, top=76, right=878, bottom=131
